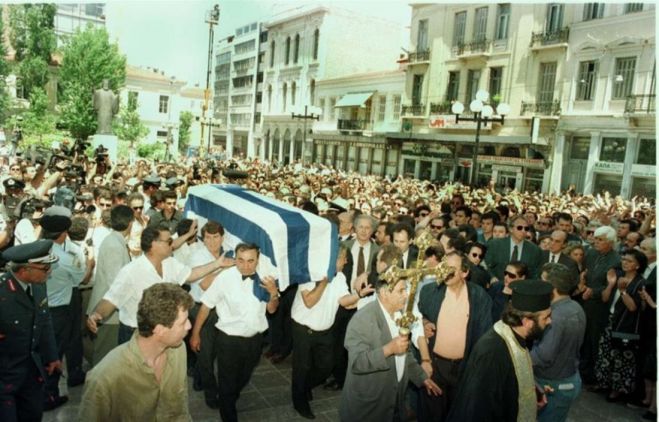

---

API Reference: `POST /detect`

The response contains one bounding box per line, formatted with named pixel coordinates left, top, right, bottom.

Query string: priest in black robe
left=447, top=279, right=554, bottom=422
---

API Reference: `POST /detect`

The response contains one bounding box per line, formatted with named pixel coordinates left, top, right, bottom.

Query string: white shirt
left=186, top=242, right=221, bottom=302
left=402, top=249, right=410, bottom=269
left=103, top=255, right=191, bottom=327
left=200, top=266, right=268, bottom=337
left=510, top=238, right=524, bottom=260
left=291, top=273, right=350, bottom=331
left=128, top=219, right=145, bottom=255
left=378, top=299, right=404, bottom=382
left=548, top=252, right=561, bottom=263
left=644, top=262, right=656, bottom=280
left=14, top=218, right=37, bottom=245
left=350, top=240, right=372, bottom=291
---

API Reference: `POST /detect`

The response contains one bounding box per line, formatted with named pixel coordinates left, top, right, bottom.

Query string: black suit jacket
left=541, top=251, right=580, bottom=282
left=404, top=245, right=420, bottom=269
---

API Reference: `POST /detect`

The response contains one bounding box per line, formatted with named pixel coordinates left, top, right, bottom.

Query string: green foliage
left=59, top=26, right=126, bottom=140
left=8, top=87, right=56, bottom=145
left=8, top=4, right=57, bottom=98
left=0, top=19, right=10, bottom=125
left=113, top=95, right=149, bottom=147
left=178, top=111, right=193, bottom=153
left=137, top=142, right=166, bottom=160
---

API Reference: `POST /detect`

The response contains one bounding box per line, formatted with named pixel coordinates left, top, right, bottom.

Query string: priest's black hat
left=509, top=279, right=553, bottom=312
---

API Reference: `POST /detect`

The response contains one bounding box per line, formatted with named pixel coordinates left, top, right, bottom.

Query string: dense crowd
left=0, top=150, right=655, bottom=422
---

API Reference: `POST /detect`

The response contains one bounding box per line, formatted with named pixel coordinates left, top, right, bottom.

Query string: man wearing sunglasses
left=0, top=240, right=59, bottom=422
left=485, top=215, right=542, bottom=281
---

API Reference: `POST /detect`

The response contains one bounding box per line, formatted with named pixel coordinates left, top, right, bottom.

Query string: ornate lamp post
left=451, top=89, right=510, bottom=186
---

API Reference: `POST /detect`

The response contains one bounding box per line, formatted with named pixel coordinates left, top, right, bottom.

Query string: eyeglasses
left=470, top=252, right=483, bottom=259
left=132, top=206, right=143, bottom=211
left=586, top=230, right=594, bottom=235
left=537, top=221, right=550, bottom=226
left=99, top=202, right=112, bottom=208
left=504, top=271, right=519, bottom=279
left=10, top=167, right=20, bottom=171
left=419, top=212, right=429, bottom=217
left=516, top=226, right=532, bottom=232
left=157, top=238, right=173, bottom=246
left=430, top=224, right=443, bottom=230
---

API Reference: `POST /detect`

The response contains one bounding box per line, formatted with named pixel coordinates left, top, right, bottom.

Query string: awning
left=334, top=92, right=374, bottom=108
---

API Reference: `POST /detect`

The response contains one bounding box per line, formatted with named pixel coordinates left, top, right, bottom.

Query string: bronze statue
left=93, top=79, right=119, bottom=135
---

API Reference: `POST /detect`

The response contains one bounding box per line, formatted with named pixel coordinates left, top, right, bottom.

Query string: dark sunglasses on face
left=132, top=206, right=143, bottom=211
left=586, top=230, right=594, bottom=235
left=516, top=225, right=532, bottom=232
left=470, top=252, right=483, bottom=259
left=504, top=271, right=519, bottom=279
left=430, top=224, right=443, bottom=229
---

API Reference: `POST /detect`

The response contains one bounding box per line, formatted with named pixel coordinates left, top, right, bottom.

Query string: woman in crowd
left=464, top=242, right=491, bottom=291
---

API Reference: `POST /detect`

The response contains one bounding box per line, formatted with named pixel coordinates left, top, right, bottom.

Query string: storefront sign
left=631, top=164, right=656, bottom=178
left=593, top=161, right=624, bottom=174
left=478, top=155, right=544, bottom=168
left=429, top=115, right=480, bottom=130
left=492, top=165, right=521, bottom=173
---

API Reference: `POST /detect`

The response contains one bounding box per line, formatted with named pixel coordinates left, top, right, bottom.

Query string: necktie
left=357, top=247, right=365, bottom=276
left=25, top=285, right=32, bottom=300
left=551, top=254, right=556, bottom=263
left=512, top=245, right=519, bottom=261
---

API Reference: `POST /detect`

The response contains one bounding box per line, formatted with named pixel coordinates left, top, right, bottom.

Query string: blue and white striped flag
left=184, top=184, right=338, bottom=290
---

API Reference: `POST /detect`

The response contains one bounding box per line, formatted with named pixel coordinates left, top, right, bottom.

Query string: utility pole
left=291, top=105, right=319, bottom=164
left=201, top=4, right=220, bottom=157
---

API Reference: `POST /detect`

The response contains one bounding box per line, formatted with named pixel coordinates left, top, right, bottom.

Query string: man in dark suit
left=392, top=223, right=419, bottom=269
left=326, top=214, right=379, bottom=390
left=339, top=269, right=441, bottom=421
left=0, top=240, right=61, bottom=421
left=540, top=230, right=579, bottom=281
left=485, top=215, right=542, bottom=280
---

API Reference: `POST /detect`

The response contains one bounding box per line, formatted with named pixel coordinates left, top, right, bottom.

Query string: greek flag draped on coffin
left=184, top=184, right=338, bottom=290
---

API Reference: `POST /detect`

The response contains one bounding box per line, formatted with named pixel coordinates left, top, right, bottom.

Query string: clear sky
left=104, top=0, right=411, bottom=87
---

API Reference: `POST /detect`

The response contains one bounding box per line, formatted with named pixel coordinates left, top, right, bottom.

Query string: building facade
left=397, top=3, right=655, bottom=197
left=54, top=3, right=106, bottom=46
left=261, top=6, right=405, bottom=164
left=212, top=22, right=267, bottom=158
left=312, top=69, right=405, bottom=176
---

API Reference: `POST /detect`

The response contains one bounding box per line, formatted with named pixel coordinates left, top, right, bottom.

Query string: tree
left=8, top=87, right=57, bottom=148
left=113, top=93, right=149, bottom=148
left=8, top=4, right=57, bottom=98
left=0, top=18, right=11, bottom=125
left=178, top=111, right=193, bottom=154
left=59, top=26, right=126, bottom=140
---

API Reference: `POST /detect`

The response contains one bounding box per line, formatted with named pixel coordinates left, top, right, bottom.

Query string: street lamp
left=451, top=89, right=510, bottom=186
left=291, top=105, right=320, bottom=164
left=202, top=4, right=220, bottom=158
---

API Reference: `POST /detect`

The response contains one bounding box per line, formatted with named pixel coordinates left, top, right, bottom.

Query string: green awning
left=334, top=92, right=374, bottom=108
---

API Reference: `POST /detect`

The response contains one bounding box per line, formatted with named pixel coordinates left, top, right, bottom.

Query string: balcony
left=454, top=40, right=491, bottom=58
left=520, top=100, right=561, bottom=116
left=338, top=119, right=371, bottom=132
left=430, top=102, right=452, bottom=114
left=402, top=104, right=425, bottom=116
left=409, top=50, right=430, bottom=63
left=625, top=94, right=655, bottom=114
left=530, top=28, right=569, bottom=49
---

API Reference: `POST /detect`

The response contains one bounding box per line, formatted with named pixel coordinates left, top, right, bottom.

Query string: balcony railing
left=402, top=104, right=425, bottom=116
left=625, top=94, right=655, bottom=114
left=430, top=102, right=452, bottom=114
left=454, top=39, right=491, bottom=56
left=409, top=50, right=430, bottom=63
left=338, top=119, right=370, bottom=131
left=530, top=28, right=569, bottom=47
left=521, top=100, right=561, bottom=116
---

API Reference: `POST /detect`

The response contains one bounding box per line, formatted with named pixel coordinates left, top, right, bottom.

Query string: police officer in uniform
left=0, top=178, right=27, bottom=248
left=0, top=240, right=60, bottom=422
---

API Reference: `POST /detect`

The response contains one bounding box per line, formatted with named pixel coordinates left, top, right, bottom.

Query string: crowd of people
left=0, top=151, right=656, bottom=422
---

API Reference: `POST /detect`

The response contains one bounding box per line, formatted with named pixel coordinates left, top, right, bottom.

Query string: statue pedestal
left=91, top=134, right=118, bottom=164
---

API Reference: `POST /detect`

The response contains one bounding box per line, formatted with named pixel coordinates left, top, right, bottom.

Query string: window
left=294, top=34, right=300, bottom=64
left=267, top=85, right=272, bottom=111
left=453, top=11, right=466, bottom=47
left=313, top=29, right=320, bottom=60
left=233, top=58, right=255, bottom=74
left=291, top=82, right=296, bottom=106
left=582, top=3, right=605, bottom=21
left=377, top=95, right=386, bottom=121
left=234, top=40, right=255, bottom=55
left=624, top=3, right=643, bottom=13
left=546, top=4, right=564, bottom=33
left=282, top=83, right=287, bottom=112
left=412, top=74, right=424, bottom=106
left=392, top=95, right=401, bottom=120
left=576, top=61, right=598, bottom=101
left=495, top=4, right=510, bottom=40
left=85, top=4, right=104, bottom=18
left=329, top=97, right=336, bottom=120
left=613, top=57, right=636, bottom=99
left=159, top=95, right=169, bottom=113
left=446, top=71, right=460, bottom=101
left=473, top=7, right=488, bottom=42
left=637, top=139, right=656, bottom=165
left=489, top=67, right=503, bottom=99
left=537, top=62, right=557, bottom=103
left=232, top=76, right=253, bottom=88
left=570, top=137, right=591, bottom=160
left=600, top=137, right=627, bottom=162
left=319, top=98, right=325, bottom=120
left=270, top=41, right=275, bottom=67
left=310, top=79, right=315, bottom=106
left=417, top=19, right=428, bottom=51
left=285, top=37, right=291, bottom=65
left=156, top=130, right=168, bottom=138
left=260, top=31, right=268, bottom=43
left=466, top=69, right=481, bottom=103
